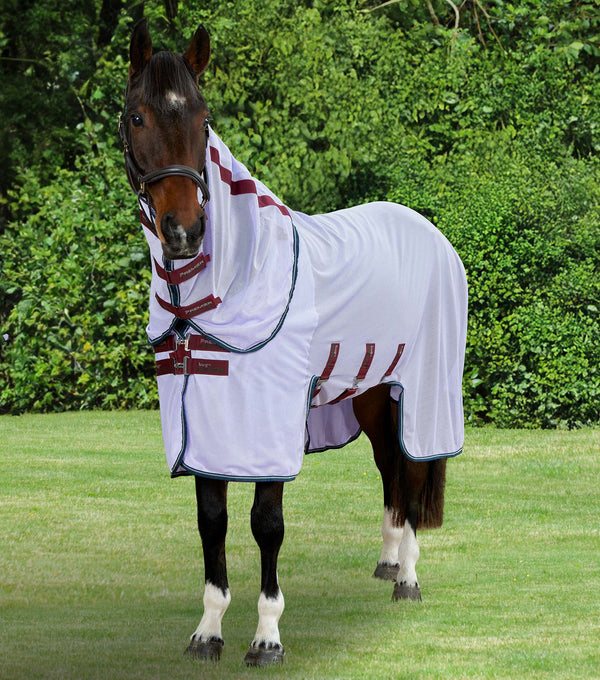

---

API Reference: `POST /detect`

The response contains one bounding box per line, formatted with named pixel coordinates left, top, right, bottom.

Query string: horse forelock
left=132, top=51, right=207, bottom=116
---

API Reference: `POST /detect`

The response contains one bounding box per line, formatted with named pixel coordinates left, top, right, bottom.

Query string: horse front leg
left=244, top=481, right=286, bottom=667
left=185, top=477, right=231, bottom=661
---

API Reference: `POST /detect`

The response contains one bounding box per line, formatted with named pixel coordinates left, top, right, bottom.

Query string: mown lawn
left=1, top=412, right=599, bottom=679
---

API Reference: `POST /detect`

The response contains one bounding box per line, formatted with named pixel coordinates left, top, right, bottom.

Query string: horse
left=119, top=19, right=468, bottom=667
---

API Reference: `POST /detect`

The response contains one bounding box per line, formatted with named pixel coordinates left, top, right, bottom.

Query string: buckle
left=175, top=335, right=190, bottom=351
left=173, top=356, right=189, bottom=374
left=170, top=335, right=192, bottom=374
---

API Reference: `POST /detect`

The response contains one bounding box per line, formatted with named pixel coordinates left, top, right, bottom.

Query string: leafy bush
left=0, top=152, right=157, bottom=412
left=387, top=144, right=600, bottom=427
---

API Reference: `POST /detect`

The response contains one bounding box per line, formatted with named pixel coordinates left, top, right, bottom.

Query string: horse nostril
left=161, top=212, right=182, bottom=242
left=186, top=218, right=205, bottom=246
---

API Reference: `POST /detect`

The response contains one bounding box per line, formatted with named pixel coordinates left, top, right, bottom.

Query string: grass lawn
left=1, top=411, right=599, bottom=679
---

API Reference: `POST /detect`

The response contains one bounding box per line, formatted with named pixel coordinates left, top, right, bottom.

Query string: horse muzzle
left=160, top=211, right=206, bottom=260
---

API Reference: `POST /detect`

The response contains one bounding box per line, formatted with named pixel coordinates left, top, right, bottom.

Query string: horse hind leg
left=392, top=454, right=447, bottom=601
left=353, top=386, right=403, bottom=581
left=373, top=506, right=403, bottom=581
left=244, top=481, right=286, bottom=667
left=185, top=477, right=230, bottom=661
left=353, top=386, right=446, bottom=601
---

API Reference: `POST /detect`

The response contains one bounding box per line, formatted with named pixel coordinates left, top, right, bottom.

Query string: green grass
left=1, top=412, right=599, bottom=679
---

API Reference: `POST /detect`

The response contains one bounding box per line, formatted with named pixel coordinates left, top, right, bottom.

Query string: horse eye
left=131, top=113, right=143, bottom=128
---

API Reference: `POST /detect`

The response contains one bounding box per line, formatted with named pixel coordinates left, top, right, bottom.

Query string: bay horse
left=119, top=20, right=467, bottom=667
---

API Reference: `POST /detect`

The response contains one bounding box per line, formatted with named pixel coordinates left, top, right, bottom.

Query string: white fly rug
left=142, top=127, right=468, bottom=481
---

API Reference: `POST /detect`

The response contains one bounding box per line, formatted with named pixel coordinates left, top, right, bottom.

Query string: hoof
left=373, top=562, right=400, bottom=581
left=392, top=582, right=422, bottom=602
left=184, top=635, right=224, bottom=661
left=244, top=643, right=285, bottom=667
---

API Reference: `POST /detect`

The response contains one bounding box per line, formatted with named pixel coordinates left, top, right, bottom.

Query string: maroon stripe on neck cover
left=209, top=146, right=291, bottom=217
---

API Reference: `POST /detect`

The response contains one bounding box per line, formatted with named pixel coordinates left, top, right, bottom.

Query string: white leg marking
left=397, top=519, right=420, bottom=586
left=192, top=582, right=231, bottom=642
left=251, top=589, right=285, bottom=648
left=379, top=507, right=404, bottom=565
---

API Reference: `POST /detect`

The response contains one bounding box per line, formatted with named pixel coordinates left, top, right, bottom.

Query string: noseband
left=118, top=100, right=210, bottom=221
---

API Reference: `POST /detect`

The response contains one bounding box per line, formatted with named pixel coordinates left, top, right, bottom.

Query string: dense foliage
left=1, top=0, right=599, bottom=426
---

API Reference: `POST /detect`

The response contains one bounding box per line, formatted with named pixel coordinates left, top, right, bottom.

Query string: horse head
left=122, top=20, right=211, bottom=260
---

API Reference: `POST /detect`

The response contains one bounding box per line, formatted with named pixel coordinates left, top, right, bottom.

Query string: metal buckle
left=175, top=335, right=190, bottom=351
left=171, top=335, right=191, bottom=374
left=172, top=356, right=189, bottom=374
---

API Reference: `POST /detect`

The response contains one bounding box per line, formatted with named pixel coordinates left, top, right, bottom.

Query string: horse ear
left=129, top=18, right=152, bottom=77
left=184, top=24, right=211, bottom=78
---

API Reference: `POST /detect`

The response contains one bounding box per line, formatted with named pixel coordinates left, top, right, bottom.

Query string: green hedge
left=387, top=145, right=600, bottom=427
left=0, top=156, right=156, bottom=412
left=1, top=1, right=599, bottom=426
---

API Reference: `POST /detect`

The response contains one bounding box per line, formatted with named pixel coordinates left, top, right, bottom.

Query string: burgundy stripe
left=320, top=343, right=340, bottom=381
left=313, top=343, right=341, bottom=397
left=328, top=388, right=357, bottom=405
left=153, top=253, right=210, bottom=285
left=326, top=344, right=376, bottom=405
left=210, top=146, right=290, bottom=216
left=357, top=343, right=376, bottom=380
left=156, top=293, right=221, bottom=319
left=257, top=195, right=290, bottom=215
left=384, top=343, right=405, bottom=377
left=140, top=209, right=154, bottom=232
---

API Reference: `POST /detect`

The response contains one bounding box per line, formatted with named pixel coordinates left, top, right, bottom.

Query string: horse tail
left=397, top=455, right=447, bottom=530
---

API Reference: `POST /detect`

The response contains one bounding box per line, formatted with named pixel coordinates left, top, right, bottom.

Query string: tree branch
left=426, top=0, right=441, bottom=26
left=361, top=0, right=403, bottom=13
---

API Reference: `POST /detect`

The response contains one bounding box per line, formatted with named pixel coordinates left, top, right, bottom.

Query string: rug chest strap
left=155, top=356, right=229, bottom=376
left=153, top=335, right=229, bottom=354
left=154, top=334, right=229, bottom=377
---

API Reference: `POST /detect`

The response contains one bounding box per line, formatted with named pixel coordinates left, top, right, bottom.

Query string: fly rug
left=122, top=20, right=468, bottom=667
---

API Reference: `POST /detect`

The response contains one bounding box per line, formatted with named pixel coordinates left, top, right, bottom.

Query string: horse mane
left=134, top=51, right=207, bottom=115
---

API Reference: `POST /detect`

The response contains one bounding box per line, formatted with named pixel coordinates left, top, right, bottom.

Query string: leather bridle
left=118, top=94, right=210, bottom=222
